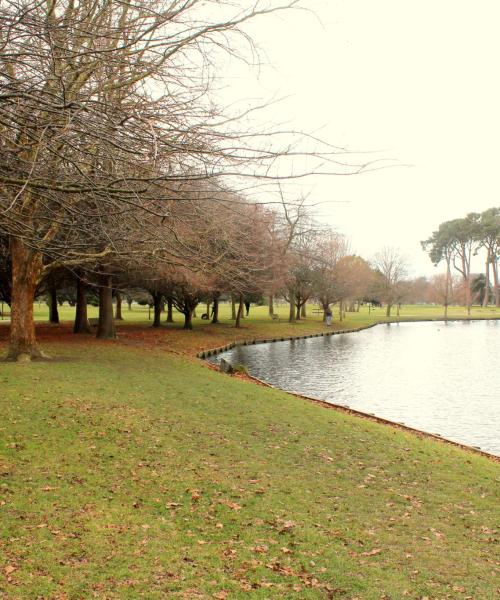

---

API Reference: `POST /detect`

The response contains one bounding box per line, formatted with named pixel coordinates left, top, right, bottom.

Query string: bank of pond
left=209, top=320, right=500, bottom=457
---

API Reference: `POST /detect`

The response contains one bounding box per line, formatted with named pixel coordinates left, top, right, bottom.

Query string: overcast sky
left=221, top=0, right=500, bottom=276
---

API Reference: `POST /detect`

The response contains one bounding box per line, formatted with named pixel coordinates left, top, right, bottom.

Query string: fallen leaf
left=361, top=548, right=382, bottom=557
left=251, top=545, right=269, bottom=554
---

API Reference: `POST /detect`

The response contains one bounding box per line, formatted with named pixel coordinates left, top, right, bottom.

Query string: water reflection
left=210, top=321, right=500, bottom=456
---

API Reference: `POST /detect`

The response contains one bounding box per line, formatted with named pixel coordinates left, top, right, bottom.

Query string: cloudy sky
left=222, top=0, right=500, bottom=276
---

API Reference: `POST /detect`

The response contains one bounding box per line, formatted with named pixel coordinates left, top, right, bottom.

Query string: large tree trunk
left=288, top=289, right=296, bottom=323
left=338, top=299, right=344, bottom=322
left=295, top=302, right=301, bottom=320
left=152, top=292, right=163, bottom=327
left=115, top=291, right=123, bottom=320
left=74, top=278, right=90, bottom=333
left=492, top=258, right=499, bottom=307
left=268, top=294, right=274, bottom=316
left=444, top=260, right=451, bottom=320
left=461, top=255, right=471, bottom=315
left=482, top=251, right=490, bottom=307
left=322, top=302, right=329, bottom=322
left=97, top=274, right=116, bottom=339
left=212, top=297, right=219, bottom=324
left=386, top=303, right=392, bottom=317
left=166, top=297, right=174, bottom=322
left=7, top=238, right=44, bottom=360
left=301, top=302, right=306, bottom=318
left=231, top=294, right=236, bottom=320
left=48, top=286, right=59, bottom=324
left=183, top=310, right=193, bottom=330
left=235, top=294, right=244, bottom=328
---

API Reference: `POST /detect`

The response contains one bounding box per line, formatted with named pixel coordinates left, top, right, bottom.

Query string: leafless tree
left=1, top=0, right=379, bottom=359
left=372, top=247, right=409, bottom=317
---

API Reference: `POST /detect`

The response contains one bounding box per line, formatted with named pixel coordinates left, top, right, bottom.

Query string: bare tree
left=1, top=0, right=378, bottom=359
left=372, top=247, right=409, bottom=317
left=311, top=232, right=350, bottom=320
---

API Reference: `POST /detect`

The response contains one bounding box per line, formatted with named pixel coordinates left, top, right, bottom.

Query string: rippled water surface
left=211, top=320, right=500, bottom=455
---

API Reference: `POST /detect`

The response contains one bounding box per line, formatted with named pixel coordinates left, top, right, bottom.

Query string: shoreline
left=199, top=317, right=500, bottom=463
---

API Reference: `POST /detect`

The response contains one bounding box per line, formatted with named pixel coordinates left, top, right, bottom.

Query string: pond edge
left=197, top=317, right=500, bottom=463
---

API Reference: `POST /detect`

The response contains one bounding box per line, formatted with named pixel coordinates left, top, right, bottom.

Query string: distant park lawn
left=0, top=304, right=499, bottom=598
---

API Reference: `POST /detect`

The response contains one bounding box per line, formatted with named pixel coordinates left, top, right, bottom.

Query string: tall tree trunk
left=115, top=291, right=123, bottom=320
left=288, top=289, right=296, bottom=323
left=235, top=294, right=244, bottom=328
left=152, top=292, right=163, bottom=327
left=268, top=294, right=274, bottom=316
left=492, top=258, right=499, bottom=307
left=461, top=255, right=471, bottom=315
left=386, top=303, right=392, bottom=317
left=396, top=303, right=400, bottom=316
left=206, top=301, right=210, bottom=317
left=212, top=297, right=219, bottom=324
left=127, top=296, right=133, bottom=311
left=74, top=278, right=90, bottom=333
left=339, top=299, right=344, bottom=322
left=301, top=302, right=306, bottom=318
left=183, top=310, right=193, bottom=330
left=482, top=251, right=491, bottom=307
left=7, top=238, right=44, bottom=360
left=231, top=294, right=236, bottom=320
left=444, top=260, right=451, bottom=320
left=49, top=287, right=59, bottom=324
left=295, top=302, right=301, bottom=320
left=166, top=297, right=174, bottom=322
left=97, top=274, right=116, bottom=339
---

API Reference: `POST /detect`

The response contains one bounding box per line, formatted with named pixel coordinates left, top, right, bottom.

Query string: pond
left=209, top=320, right=500, bottom=456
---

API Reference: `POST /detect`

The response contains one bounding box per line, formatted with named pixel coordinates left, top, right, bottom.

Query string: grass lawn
left=0, top=304, right=499, bottom=598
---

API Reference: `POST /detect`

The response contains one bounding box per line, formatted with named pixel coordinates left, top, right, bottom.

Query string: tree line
left=0, top=0, right=370, bottom=361
left=422, top=208, right=500, bottom=317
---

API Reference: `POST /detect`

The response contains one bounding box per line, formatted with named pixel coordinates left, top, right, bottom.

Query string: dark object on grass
left=201, top=313, right=209, bottom=320
left=219, top=358, right=234, bottom=374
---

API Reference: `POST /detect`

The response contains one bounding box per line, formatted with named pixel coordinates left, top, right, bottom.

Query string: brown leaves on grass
left=250, top=545, right=268, bottom=554
left=361, top=547, right=382, bottom=556
left=217, top=499, right=242, bottom=511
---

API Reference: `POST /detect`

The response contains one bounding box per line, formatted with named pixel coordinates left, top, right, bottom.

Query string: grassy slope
left=0, top=305, right=499, bottom=598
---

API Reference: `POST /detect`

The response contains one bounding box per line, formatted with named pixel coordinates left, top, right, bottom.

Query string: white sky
left=219, top=0, right=500, bottom=276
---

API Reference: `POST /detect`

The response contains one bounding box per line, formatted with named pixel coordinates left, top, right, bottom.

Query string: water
left=210, top=320, right=500, bottom=456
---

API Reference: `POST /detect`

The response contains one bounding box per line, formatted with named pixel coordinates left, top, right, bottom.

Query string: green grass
left=19, top=299, right=500, bottom=326
left=0, top=334, right=499, bottom=598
